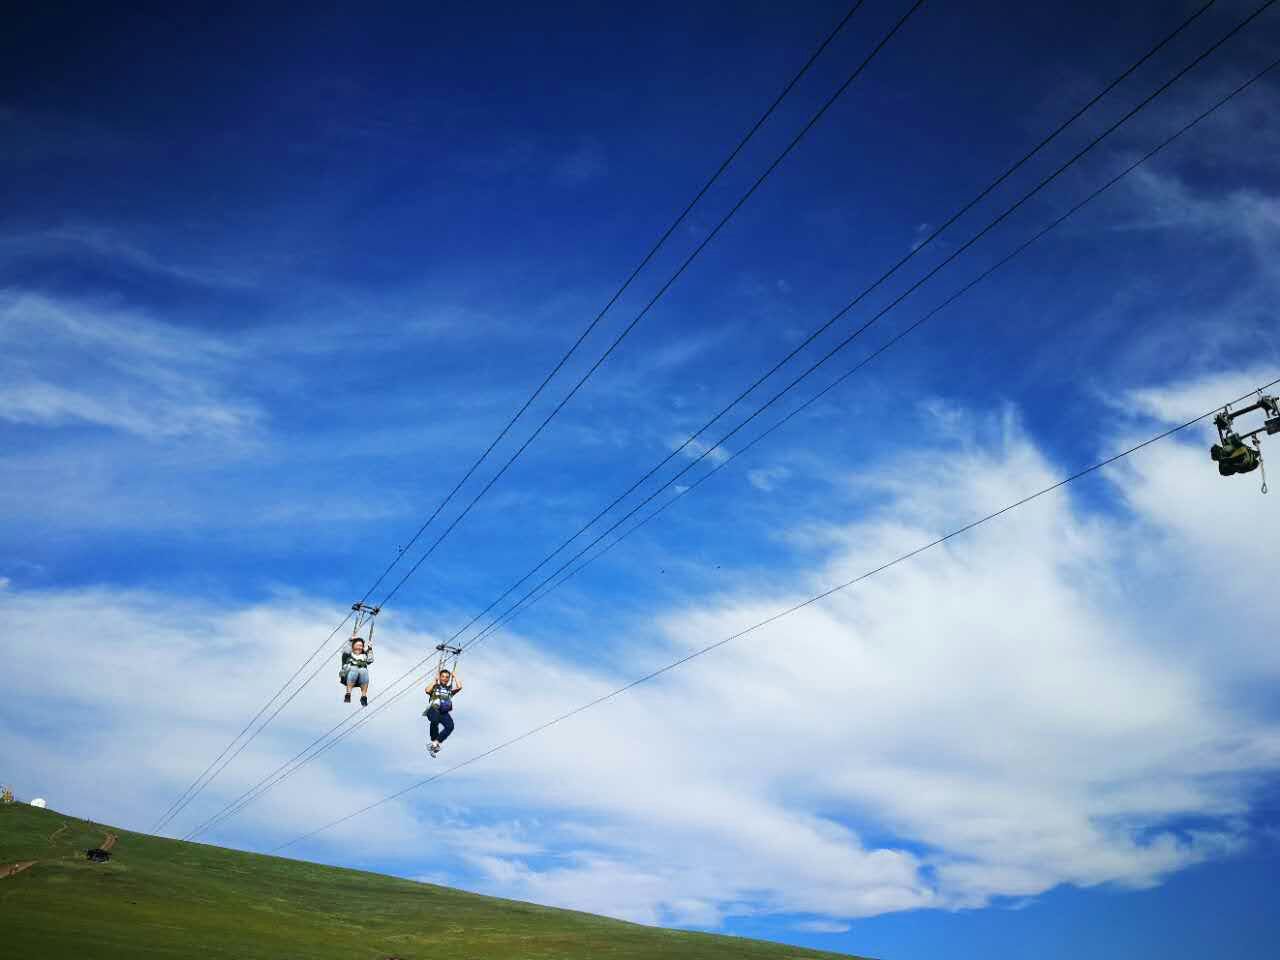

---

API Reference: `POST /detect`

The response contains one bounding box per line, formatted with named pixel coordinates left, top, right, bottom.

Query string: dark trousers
left=427, top=705, right=455, bottom=743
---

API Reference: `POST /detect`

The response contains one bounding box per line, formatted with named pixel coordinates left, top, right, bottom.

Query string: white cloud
left=747, top=464, right=790, bottom=491
left=671, top=434, right=730, bottom=466
left=794, top=920, right=851, bottom=934
left=0, top=291, right=262, bottom=440
left=645, top=327, right=734, bottom=372
left=0, top=225, right=261, bottom=289
left=1114, top=167, right=1280, bottom=285
left=6, top=372, right=1280, bottom=933
left=1123, top=366, right=1278, bottom=425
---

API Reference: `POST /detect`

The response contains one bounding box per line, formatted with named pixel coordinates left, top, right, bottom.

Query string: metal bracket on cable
left=435, top=642, right=465, bottom=680
left=434, top=642, right=463, bottom=676
left=1211, top=394, right=1278, bottom=491
left=350, top=601, right=381, bottom=643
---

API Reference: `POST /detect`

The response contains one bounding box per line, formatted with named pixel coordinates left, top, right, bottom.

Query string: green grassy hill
left=0, top=802, right=864, bottom=959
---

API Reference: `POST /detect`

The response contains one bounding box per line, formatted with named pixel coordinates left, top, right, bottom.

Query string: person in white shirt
left=342, top=637, right=373, bottom=707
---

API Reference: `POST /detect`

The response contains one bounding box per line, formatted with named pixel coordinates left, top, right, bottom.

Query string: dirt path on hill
left=2, top=827, right=118, bottom=879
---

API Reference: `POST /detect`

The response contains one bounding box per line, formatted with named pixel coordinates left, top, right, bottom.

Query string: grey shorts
left=344, top=667, right=369, bottom=687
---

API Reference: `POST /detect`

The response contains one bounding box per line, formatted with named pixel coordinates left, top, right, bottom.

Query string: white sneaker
left=429, top=741, right=440, bottom=757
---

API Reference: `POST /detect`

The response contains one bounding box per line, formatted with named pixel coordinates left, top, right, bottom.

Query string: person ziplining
left=340, top=602, right=379, bottom=707
left=341, top=638, right=373, bottom=706
left=424, top=644, right=463, bottom=757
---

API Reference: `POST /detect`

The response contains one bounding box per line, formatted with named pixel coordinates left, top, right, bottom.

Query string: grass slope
left=0, top=803, right=863, bottom=959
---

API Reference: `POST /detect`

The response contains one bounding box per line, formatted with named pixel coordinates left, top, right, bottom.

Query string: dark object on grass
left=86, top=848, right=111, bottom=863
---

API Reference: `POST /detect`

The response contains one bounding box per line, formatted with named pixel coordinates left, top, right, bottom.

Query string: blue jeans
left=427, top=705, right=454, bottom=743
left=344, top=667, right=369, bottom=688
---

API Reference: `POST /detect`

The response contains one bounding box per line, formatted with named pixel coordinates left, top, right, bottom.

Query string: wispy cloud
left=671, top=434, right=730, bottom=465
left=1114, top=167, right=1280, bottom=278
left=0, top=225, right=263, bottom=289
left=0, top=291, right=262, bottom=440
left=1122, top=367, right=1278, bottom=425
left=793, top=920, right=852, bottom=933
left=747, top=464, right=790, bottom=492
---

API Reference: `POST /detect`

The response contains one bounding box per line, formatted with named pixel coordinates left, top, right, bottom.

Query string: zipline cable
left=182, top=4, right=1273, bottom=837
left=170, top=611, right=377, bottom=837
left=173, top=1, right=919, bottom=837
left=271, top=374, right=1280, bottom=854
left=182, top=41, right=1280, bottom=841
left=383, top=0, right=1220, bottom=622
left=360, top=0, right=869, bottom=609
left=373, top=0, right=926, bottom=611
left=157, top=0, right=906, bottom=832
left=446, top=1, right=1274, bottom=655
left=150, top=614, right=354, bottom=833
left=391, top=15, right=1280, bottom=680
left=183, top=0, right=1258, bottom=835
left=467, top=50, right=1280, bottom=651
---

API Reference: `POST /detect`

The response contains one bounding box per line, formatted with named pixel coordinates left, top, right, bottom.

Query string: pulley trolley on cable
left=1211, top=392, right=1280, bottom=493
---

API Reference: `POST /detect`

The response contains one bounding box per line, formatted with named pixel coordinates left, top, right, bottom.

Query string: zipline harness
left=339, top=602, right=380, bottom=683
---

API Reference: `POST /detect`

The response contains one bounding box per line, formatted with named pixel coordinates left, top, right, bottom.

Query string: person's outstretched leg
left=427, top=706, right=442, bottom=744
left=437, top=710, right=455, bottom=744
left=344, top=678, right=353, bottom=703
left=359, top=671, right=369, bottom=707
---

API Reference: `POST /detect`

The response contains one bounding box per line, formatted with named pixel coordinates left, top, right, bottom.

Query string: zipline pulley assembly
left=350, top=601, right=380, bottom=643
left=1211, top=393, right=1280, bottom=494
left=434, top=642, right=463, bottom=677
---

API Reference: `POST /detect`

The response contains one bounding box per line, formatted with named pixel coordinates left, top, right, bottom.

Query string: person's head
left=438, top=669, right=452, bottom=684
left=351, top=638, right=366, bottom=653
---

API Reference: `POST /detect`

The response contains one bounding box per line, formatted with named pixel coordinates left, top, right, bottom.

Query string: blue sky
left=3, top=2, right=1280, bottom=957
